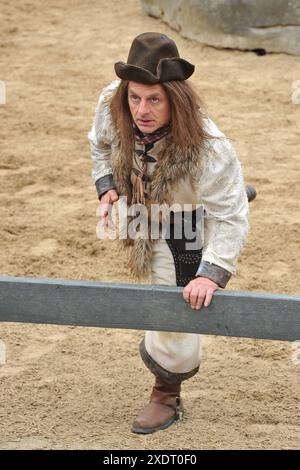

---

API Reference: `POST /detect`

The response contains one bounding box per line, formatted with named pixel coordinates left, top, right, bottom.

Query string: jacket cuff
left=95, top=174, right=116, bottom=200
left=195, top=260, right=232, bottom=288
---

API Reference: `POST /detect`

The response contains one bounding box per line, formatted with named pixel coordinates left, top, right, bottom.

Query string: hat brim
left=114, top=57, right=195, bottom=84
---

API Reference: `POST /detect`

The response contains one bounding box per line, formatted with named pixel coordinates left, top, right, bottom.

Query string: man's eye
left=151, top=98, right=159, bottom=104
left=130, top=95, right=139, bottom=102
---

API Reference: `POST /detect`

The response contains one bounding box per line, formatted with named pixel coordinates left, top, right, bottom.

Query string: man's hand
left=183, top=277, right=219, bottom=310
left=98, top=189, right=119, bottom=229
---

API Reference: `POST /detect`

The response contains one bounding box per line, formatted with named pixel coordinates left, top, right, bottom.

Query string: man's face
left=128, top=81, right=171, bottom=133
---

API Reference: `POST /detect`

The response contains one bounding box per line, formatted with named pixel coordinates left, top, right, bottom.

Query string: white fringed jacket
left=88, top=80, right=249, bottom=287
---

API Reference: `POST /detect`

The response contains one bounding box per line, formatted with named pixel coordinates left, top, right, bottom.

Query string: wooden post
left=0, top=276, right=299, bottom=341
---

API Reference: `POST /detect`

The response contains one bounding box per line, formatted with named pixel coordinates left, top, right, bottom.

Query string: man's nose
left=138, top=99, right=150, bottom=115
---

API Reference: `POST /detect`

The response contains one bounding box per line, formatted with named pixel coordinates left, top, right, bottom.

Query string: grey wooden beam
left=0, top=276, right=299, bottom=341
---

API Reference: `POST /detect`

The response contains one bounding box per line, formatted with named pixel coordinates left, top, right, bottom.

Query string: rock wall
left=141, top=0, right=300, bottom=55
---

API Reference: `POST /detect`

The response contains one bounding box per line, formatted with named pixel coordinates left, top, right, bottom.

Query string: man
left=89, top=32, right=251, bottom=434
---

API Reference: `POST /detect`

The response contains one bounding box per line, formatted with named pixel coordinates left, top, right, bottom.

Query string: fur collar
left=111, top=135, right=205, bottom=279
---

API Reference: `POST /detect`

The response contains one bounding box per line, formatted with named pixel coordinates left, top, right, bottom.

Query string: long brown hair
left=110, top=79, right=214, bottom=157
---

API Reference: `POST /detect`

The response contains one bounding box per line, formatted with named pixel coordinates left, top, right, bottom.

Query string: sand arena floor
left=0, top=0, right=299, bottom=449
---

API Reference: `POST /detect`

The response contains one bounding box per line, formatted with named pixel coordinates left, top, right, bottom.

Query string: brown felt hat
left=114, top=32, right=195, bottom=84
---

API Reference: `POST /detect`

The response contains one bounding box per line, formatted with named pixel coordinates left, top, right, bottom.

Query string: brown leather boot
left=131, top=378, right=183, bottom=434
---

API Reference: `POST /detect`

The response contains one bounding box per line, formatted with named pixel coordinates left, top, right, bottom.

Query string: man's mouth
left=137, top=119, right=154, bottom=125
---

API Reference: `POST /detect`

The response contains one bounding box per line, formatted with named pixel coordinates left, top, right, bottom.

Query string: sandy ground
left=0, top=0, right=299, bottom=450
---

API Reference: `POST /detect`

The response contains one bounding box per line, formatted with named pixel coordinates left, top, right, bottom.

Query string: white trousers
left=144, top=238, right=202, bottom=375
